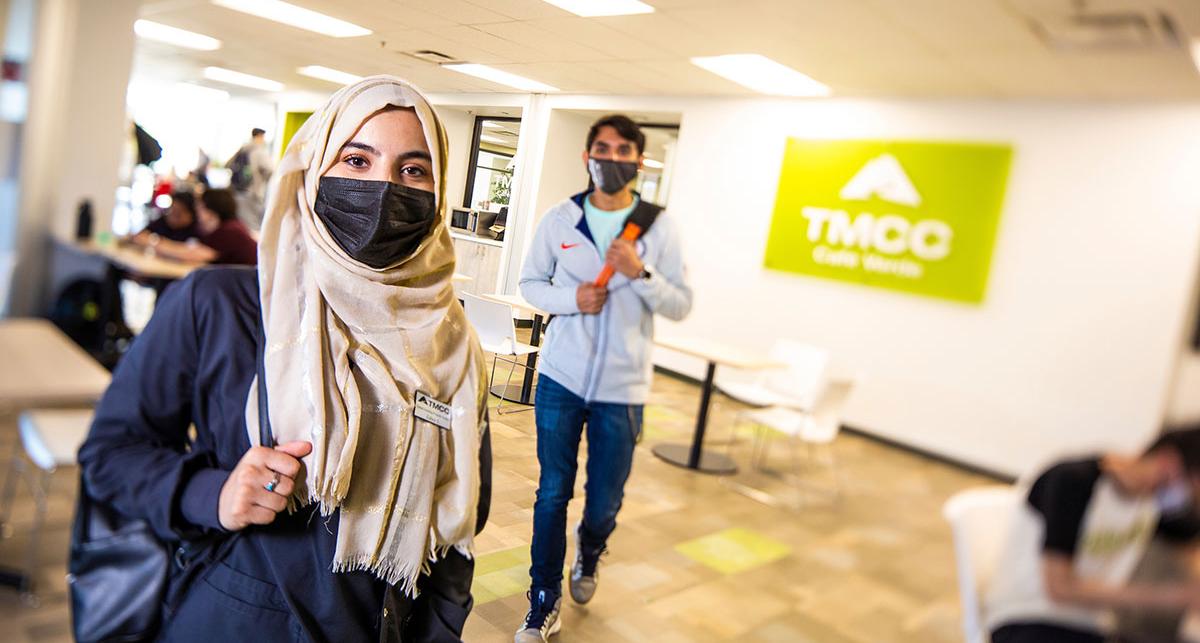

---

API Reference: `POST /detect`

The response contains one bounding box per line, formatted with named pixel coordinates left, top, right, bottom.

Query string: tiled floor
left=0, top=354, right=997, bottom=642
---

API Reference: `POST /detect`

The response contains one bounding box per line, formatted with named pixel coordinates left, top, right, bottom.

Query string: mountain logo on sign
left=838, top=153, right=921, bottom=207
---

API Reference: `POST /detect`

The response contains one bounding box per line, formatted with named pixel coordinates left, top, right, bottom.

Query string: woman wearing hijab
left=78, top=77, right=491, bottom=642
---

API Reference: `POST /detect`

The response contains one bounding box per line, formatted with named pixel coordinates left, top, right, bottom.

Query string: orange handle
left=593, top=223, right=642, bottom=287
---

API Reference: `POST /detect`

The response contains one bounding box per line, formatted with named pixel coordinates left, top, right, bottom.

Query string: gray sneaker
left=515, top=589, right=561, bottom=642
left=569, top=523, right=605, bottom=604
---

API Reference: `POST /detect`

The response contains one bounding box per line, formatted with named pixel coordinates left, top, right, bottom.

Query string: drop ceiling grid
left=128, top=0, right=1200, bottom=98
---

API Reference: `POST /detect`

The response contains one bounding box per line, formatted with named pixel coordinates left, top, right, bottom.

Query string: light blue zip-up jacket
left=520, top=191, right=693, bottom=404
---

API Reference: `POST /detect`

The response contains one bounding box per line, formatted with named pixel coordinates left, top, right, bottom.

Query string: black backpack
left=69, top=324, right=275, bottom=642
left=227, top=147, right=252, bottom=191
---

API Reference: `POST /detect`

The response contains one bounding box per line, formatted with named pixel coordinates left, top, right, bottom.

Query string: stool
left=0, top=408, right=93, bottom=605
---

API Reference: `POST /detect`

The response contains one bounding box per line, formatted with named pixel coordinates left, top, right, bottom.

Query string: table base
left=652, top=443, right=738, bottom=475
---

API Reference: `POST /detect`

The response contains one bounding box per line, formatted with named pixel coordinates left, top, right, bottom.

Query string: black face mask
left=587, top=157, right=639, bottom=195
left=313, top=176, right=437, bottom=268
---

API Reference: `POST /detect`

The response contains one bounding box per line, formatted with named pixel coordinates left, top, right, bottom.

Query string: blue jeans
left=528, top=374, right=642, bottom=597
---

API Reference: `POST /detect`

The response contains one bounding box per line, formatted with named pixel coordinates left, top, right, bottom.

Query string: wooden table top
left=76, top=240, right=203, bottom=280
left=0, top=319, right=110, bottom=410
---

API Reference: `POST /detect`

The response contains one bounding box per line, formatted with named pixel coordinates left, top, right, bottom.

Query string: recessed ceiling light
left=444, top=63, right=558, bottom=92
left=203, top=66, right=285, bottom=92
left=690, top=54, right=831, bottom=97
left=297, top=65, right=363, bottom=85
left=539, top=0, right=654, bottom=17
left=643, top=158, right=664, bottom=169
left=210, top=0, right=371, bottom=38
left=133, top=20, right=221, bottom=51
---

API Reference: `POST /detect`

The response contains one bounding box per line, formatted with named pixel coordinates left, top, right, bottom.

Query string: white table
left=0, top=319, right=111, bottom=412
left=651, top=335, right=783, bottom=475
left=480, top=293, right=546, bottom=405
left=0, top=319, right=109, bottom=593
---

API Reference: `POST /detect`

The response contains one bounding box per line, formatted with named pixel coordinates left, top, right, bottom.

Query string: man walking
left=228, top=127, right=274, bottom=230
left=515, top=115, right=693, bottom=642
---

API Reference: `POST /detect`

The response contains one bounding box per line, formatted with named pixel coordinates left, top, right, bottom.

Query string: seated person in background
left=133, top=190, right=199, bottom=243
left=151, top=188, right=257, bottom=265
left=986, top=427, right=1200, bottom=643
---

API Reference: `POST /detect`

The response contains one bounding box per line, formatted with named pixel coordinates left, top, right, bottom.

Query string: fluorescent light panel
left=444, top=63, right=558, bottom=92
left=210, top=0, right=371, bottom=38
left=298, top=65, right=362, bottom=85
left=690, top=54, right=831, bottom=97
left=643, top=158, right=664, bottom=169
left=133, top=19, right=221, bottom=51
left=540, top=0, right=654, bottom=17
left=203, top=66, right=285, bottom=92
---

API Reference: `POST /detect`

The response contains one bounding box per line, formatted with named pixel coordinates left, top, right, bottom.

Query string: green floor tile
left=474, top=545, right=529, bottom=575
left=646, top=404, right=690, bottom=424
left=472, top=546, right=533, bottom=605
left=675, top=527, right=792, bottom=575
left=474, top=565, right=531, bottom=605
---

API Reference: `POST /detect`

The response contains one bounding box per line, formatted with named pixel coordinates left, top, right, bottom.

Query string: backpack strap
left=255, top=315, right=275, bottom=449
left=622, top=200, right=663, bottom=240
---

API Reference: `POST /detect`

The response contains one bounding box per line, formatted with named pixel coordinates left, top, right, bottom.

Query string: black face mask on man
left=313, top=176, right=437, bottom=268
left=587, top=157, right=639, bottom=195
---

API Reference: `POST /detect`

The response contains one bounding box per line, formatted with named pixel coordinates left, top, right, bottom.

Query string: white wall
left=1168, top=354, right=1200, bottom=424
left=7, top=0, right=138, bottom=315
left=531, top=110, right=593, bottom=227
left=437, top=107, right=474, bottom=210
left=521, top=94, right=1200, bottom=478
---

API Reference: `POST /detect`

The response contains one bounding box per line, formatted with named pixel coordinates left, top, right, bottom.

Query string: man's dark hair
left=201, top=188, right=239, bottom=222
left=170, top=190, right=196, bottom=215
left=1148, top=426, right=1200, bottom=473
left=251, top=128, right=266, bottom=138
left=586, top=115, right=644, bottom=155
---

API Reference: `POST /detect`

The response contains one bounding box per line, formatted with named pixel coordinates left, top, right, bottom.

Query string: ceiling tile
left=391, top=0, right=514, bottom=26
left=525, top=16, right=676, bottom=60
left=461, top=0, right=575, bottom=21
left=470, top=21, right=616, bottom=62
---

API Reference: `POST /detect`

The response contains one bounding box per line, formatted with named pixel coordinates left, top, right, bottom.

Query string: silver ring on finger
left=264, top=470, right=281, bottom=493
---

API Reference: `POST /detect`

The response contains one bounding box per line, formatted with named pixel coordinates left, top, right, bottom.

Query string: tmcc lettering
left=801, top=207, right=952, bottom=261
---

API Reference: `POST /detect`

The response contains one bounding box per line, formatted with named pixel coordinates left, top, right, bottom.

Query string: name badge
left=414, top=391, right=452, bottom=430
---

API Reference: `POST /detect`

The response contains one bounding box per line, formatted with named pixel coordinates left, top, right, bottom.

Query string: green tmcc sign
left=763, top=139, right=1013, bottom=304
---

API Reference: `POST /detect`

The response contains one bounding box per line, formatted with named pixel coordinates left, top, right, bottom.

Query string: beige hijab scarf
left=246, top=76, right=487, bottom=595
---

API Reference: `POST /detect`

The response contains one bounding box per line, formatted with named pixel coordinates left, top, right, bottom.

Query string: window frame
left=463, top=115, right=522, bottom=210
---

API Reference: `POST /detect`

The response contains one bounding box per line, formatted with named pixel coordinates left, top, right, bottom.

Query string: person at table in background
left=515, top=114, right=692, bottom=642
left=77, top=75, right=491, bottom=641
left=132, top=190, right=200, bottom=244
left=986, top=427, right=1200, bottom=643
left=149, top=188, right=257, bottom=265
left=229, top=127, right=275, bottom=230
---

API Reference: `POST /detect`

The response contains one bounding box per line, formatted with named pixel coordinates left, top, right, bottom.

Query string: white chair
left=942, top=486, right=1020, bottom=643
left=461, top=293, right=539, bottom=415
left=737, top=378, right=854, bottom=502
left=717, top=340, right=829, bottom=410
left=0, top=408, right=94, bottom=604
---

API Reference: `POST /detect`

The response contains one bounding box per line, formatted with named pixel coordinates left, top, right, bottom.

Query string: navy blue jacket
left=77, top=267, right=491, bottom=642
